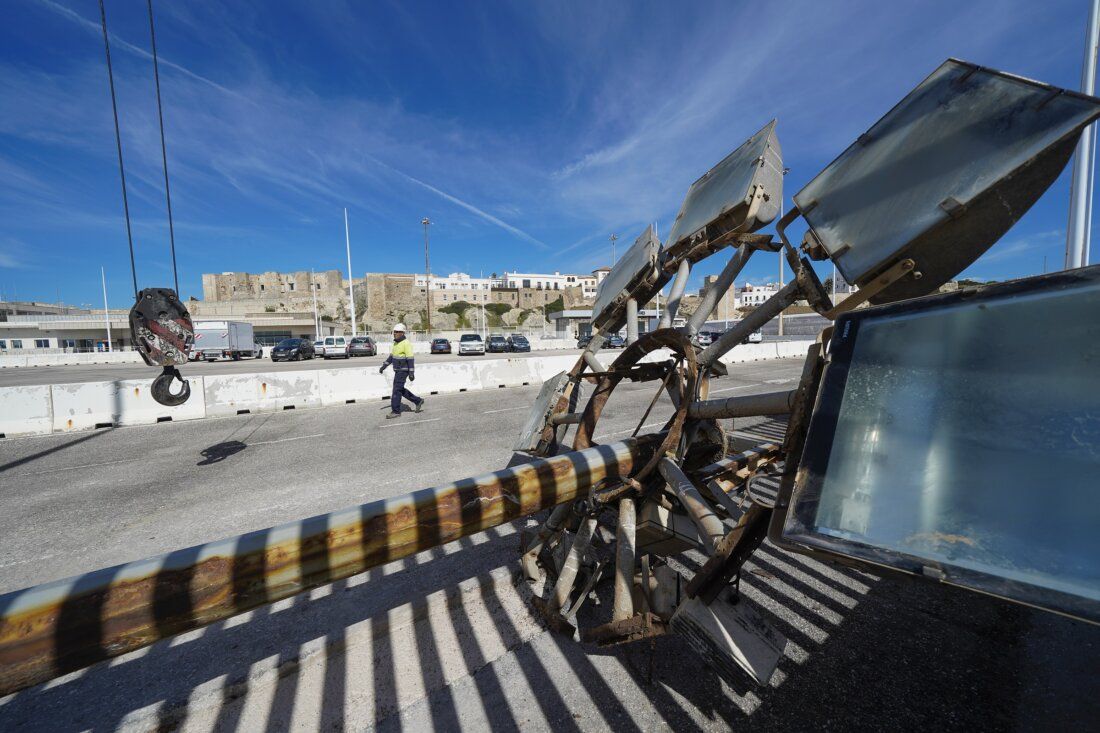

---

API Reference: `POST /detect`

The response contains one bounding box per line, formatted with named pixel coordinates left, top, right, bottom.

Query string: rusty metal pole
left=612, top=498, right=637, bottom=622
left=658, top=458, right=726, bottom=552
left=687, top=389, right=797, bottom=419
left=0, top=436, right=658, bottom=697
left=551, top=516, right=599, bottom=613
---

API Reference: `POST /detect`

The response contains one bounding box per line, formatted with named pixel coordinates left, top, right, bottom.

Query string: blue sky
left=0, top=0, right=1093, bottom=307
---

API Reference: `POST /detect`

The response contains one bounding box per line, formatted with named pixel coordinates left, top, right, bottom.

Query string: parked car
left=742, top=330, right=764, bottom=344
left=577, top=334, right=592, bottom=349
left=507, top=335, right=531, bottom=352
left=697, top=331, right=719, bottom=347
left=458, top=333, right=485, bottom=355
left=270, top=338, right=315, bottom=362
left=430, top=338, right=452, bottom=354
left=606, top=334, right=626, bottom=348
left=348, top=336, right=377, bottom=357
left=321, top=335, right=350, bottom=359
left=313, top=340, right=325, bottom=355
left=487, top=334, right=509, bottom=353
left=253, top=342, right=265, bottom=358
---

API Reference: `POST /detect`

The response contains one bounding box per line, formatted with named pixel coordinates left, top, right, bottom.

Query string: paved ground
left=0, top=348, right=587, bottom=387
left=0, top=357, right=1097, bottom=731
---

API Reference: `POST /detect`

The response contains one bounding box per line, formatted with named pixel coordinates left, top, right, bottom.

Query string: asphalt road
left=0, top=357, right=1097, bottom=731
left=0, top=348, right=588, bottom=387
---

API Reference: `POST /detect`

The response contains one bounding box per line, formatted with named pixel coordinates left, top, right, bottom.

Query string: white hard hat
left=393, top=323, right=406, bottom=332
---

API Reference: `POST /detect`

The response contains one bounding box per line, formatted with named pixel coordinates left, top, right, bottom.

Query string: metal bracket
left=821, top=258, right=917, bottom=319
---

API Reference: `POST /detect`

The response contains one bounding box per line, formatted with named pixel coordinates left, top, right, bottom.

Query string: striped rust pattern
left=0, top=436, right=658, bottom=697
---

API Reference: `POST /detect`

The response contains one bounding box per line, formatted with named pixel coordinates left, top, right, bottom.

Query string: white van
left=321, top=336, right=349, bottom=359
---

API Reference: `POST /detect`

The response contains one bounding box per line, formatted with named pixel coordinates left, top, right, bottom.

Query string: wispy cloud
left=365, top=154, right=548, bottom=249
left=35, top=0, right=250, bottom=103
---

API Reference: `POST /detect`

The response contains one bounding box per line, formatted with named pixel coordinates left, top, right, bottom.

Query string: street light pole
left=422, top=217, right=432, bottom=333
left=1067, top=0, right=1100, bottom=269
left=344, top=208, right=357, bottom=337
left=610, top=233, right=618, bottom=266
left=311, top=269, right=321, bottom=339
left=101, top=267, right=112, bottom=352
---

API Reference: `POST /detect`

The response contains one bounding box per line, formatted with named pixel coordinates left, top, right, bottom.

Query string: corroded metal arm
left=0, top=436, right=660, bottom=697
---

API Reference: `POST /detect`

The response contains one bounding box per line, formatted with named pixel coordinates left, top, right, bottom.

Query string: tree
left=439, top=300, right=473, bottom=328
left=541, top=296, right=564, bottom=316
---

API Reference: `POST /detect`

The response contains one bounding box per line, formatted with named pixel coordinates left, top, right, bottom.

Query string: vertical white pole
left=1067, top=0, right=1100, bottom=268
left=777, top=251, right=785, bottom=337
left=345, top=207, right=357, bottom=337
left=832, top=263, right=837, bottom=301
left=101, top=267, right=112, bottom=352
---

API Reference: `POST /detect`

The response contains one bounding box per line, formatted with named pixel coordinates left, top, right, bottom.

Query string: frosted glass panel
left=811, top=281, right=1100, bottom=602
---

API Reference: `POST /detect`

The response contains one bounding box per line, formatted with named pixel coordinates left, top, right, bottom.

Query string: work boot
left=385, top=411, right=401, bottom=419
left=415, top=399, right=425, bottom=413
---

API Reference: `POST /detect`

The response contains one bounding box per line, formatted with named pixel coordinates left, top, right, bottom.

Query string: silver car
left=458, top=333, right=485, bottom=355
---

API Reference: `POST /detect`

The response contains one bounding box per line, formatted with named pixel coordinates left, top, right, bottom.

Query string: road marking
left=379, top=418, right=441, bottom=429
left=482, top=406, right=528, bottom=414
left=594, top=421, right=666, bottom=441
left=708, top=384, right=756, bottom=395
left=250, top=433, right=326, bottom=446
left=17, top=458, right=138, bottom=476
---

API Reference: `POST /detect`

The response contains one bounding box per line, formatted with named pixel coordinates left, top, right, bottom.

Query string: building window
left=523, top=279, right=531, bottom=288
left=260, top=284, right=265, bottom=291
left=34, top=339, right=49, bottom=348
left=288, top=283, right=295, bottom=291
left=0, top=340, right=6, bottom=349
left=11, top=339, right=22, bottom=349
left=316, top=283, right=321, bottom=290
left=63, top=339, right=76, bottom=348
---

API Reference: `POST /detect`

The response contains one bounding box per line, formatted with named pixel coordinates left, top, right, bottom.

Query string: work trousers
left=391, top=370, right=422, bottom=413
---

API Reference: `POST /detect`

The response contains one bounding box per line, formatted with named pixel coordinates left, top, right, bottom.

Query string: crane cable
left=97, top=0, right=181, bottom=298
left=147, top=0, right=179, bottom=295
left=97, top=0, right=138, bottom=300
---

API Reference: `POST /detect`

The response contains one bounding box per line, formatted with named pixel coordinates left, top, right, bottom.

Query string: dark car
left=577, top=334, right=592, bottom=349
left=507, top=335, right=531, bottom=352
left=487, top=334, right=509, bottom=353
left=270, top=338, right=314, bottom=361
left=430, top=338, right=452, bottom=354
left=606, top=334, right=626, bottom=348
left=348, top=336, right=377, bottom=357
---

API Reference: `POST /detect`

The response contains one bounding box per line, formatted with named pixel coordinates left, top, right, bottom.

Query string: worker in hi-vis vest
left=379, top=323, right=424, bottom=419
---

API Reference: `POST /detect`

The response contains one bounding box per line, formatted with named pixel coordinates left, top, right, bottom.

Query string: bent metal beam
left=0, top=435, right=660, bottom=697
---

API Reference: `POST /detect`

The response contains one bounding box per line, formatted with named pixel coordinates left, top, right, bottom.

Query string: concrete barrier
left=0, top=343, right=811, bottom=437
left=203, top=371, right=321, bottom=417
left=0, top=385, right=53, bottom=437
left=317, top=368, right=390, bottom=406
left=50, top=378, right=207, bottom=432
left=0, top=352, right=144, bottom=369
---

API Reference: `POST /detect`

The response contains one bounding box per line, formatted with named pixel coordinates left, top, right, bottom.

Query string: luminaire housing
left=779, top=266, right=1100, bottom=624
left=794, top=59, right=1100, bottom=304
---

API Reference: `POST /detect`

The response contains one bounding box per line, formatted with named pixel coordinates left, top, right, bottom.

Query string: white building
left=413, top=272, right=493, bottom=292
left=502, top=271, right=573, bottom=291
left=739, top=283, right=780, bottom=307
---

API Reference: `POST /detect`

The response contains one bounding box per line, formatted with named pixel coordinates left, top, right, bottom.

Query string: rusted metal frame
left=633, top=365, right=676, bottom=437
left=692, top=443, right=782, bottom=482
left=820, top=258, right=917, bottom=319
left=0, top=436, right=660, bottom=698
left=658, top=259, right=692, bottom=328
left=699, top=251, right=829, bottom=369
left=698, top=279, right=802, bottom=368
left=573, top=329, right=698, bottom=483
left=769, top=332, right=831, bottom=545
left=657, top=458, right=727, bottom=552
left=521, top=502, right=573, bottom=580
left=687, top=389, right=797, bottom=420
left=550, top=516, right=599, bottom=613
left=685, top=503, right=773, bottom=604
left=612, top=498, right=638, bottom=622
left=686, top=241, right=756, bottom=337
left=581, top=611, right=668, bottom=647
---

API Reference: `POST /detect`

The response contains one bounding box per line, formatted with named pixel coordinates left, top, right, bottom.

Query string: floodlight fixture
left=591, top=224, right=662, bottom=333
left=777, top=266, right=1100, bottom=624
left=790, top=59, right=1100, bottom=304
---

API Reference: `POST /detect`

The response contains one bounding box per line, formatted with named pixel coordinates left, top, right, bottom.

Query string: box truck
left=191, top=321, right=261, bottom=361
